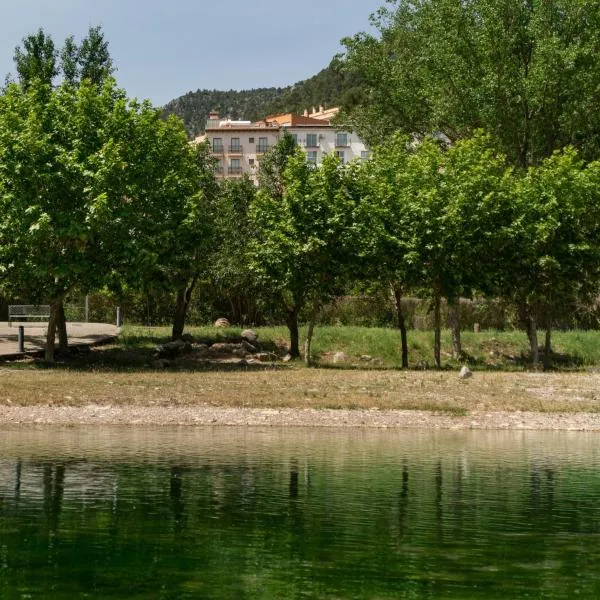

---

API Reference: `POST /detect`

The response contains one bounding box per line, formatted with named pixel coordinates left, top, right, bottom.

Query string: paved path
left=0, top=322, right=120, bottom=358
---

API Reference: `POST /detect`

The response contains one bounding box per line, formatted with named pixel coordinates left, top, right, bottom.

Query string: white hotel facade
left=196, top=107, right=369, bottom=183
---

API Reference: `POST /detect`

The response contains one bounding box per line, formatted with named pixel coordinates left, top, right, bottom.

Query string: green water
left=0, top=427, right=599, bottom=599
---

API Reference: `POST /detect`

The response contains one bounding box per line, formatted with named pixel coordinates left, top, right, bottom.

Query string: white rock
left=459, top=366, right=473, bottom=379
left=333, top=352, right=348, bottom=364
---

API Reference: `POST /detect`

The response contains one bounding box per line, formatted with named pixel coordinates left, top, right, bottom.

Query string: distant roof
left=264, top=113, right=332, bottom=127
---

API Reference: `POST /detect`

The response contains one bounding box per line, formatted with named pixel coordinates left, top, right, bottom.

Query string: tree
left=254, top=132, right=305, bottom=357
left=0, top=78, right=208, bottom=360
left=12, top=26, right=114, bottom=89
left=209, top=177, right=260, bottom=325
left=359, top=132, right=512, bottom=368
left=342, top=0, right=600, bottom=167
left=250, top=152, right=359, bottom=362
left=13, top=28, right=58, bottom=88
left=258, top=130, right=298, bottom=200
left=508, top=149, right=600, bottom=368
left=78, top=26, right=114, bottom=86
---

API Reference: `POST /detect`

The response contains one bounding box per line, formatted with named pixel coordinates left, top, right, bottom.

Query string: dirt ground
left=0, top=403, right=598, bottom=430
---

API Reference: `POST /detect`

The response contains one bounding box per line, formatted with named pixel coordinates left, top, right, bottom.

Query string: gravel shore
left=1, top=404, right=599, bottom=430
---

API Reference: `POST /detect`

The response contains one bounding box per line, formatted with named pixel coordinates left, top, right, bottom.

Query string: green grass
left=113, top=324, right=600, bottom=371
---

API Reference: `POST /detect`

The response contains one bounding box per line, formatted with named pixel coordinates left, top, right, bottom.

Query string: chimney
left=209, top=111, right=220, bottom=119
left=319, top=105, right=324, bottom=113
left=303, top=109, right=308, bottom=117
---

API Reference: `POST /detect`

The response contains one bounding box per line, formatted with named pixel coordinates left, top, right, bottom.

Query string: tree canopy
left=341, top=0, right=600, bottom=166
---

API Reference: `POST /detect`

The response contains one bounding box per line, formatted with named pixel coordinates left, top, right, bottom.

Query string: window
left=212, top=137, right=223, bottom=152
left=228, top=158, right=242, bottom=175
left=215, top=159, right=224, bottom=173
left=335, top=150, right=345, bottom=164
left=230, top=137, right=241, bottom=152
left=360, top=150, right=370, bottom=161
left=249, top=137, right=255, bottom=143
left=306, top=150, right=317, bottom=164
left=249, top=158, right=255, bottom=167
left=306, top=133, right=318, bottom=148
left=336, top=132, right=349, bottom=147
left=290, top=133, right=298, bottom=144
left=257, top=137, right=269, bottom=153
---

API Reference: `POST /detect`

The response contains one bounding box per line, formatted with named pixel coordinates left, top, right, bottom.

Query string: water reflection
left=0, top=427, right=599, bottom=599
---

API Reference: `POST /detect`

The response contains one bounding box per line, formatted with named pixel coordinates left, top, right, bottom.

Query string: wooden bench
left=8, top=305, right=51, bottom=326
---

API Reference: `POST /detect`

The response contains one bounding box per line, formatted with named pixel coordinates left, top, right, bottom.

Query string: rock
left=241, top=340, right=259, bottom=354
left=155, top=339, right=187, bottom=358
left=333, top=352, right=348, bottom=364
left=241, top=329, right=258, bottom=344
left=192, top=343, right=210, bottom=355
left=255, top=352, right=279, bottom=362
left=209, top=342, right=236, bottom=354
left=152, top=358, right=171, bottom=369
left=214, top=317, right=230, bottom=328
left=360, top=355, right=373, bottom=362
left=282, top=353, right=293, bottom=362
left=459, top=366, right=473, bottom=379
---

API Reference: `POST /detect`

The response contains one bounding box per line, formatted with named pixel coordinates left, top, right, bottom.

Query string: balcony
left=211, top=145, right=225, bottom=154
left=228, top=166, right=243, bottom=176
left=256, top=144, right=270, bottom=154
left=228, top=144, right=243, bottom=154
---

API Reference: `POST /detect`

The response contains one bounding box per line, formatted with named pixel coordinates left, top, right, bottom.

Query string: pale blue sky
left=0, top=0, right=383, bottom=106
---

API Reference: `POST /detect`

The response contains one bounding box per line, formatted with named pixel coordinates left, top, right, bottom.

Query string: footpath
left=0, top=322, right=119, bottom=359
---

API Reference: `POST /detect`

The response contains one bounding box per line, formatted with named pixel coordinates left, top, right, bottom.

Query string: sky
left=0, top=0, right=383, bottom=106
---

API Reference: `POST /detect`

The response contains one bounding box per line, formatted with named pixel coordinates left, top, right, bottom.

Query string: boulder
left=333, top=352, right=348, bottom=364
left=241, top=340, right=259, bottom=354
left=155, top=339, right=187, bottom=359
left=209, top=342, right=237, bottom=354
left=459, top=366, right=473, bottom=379
left=241, top=329, right=258, bottom=344
left=214, top=317, right=230, bottom=328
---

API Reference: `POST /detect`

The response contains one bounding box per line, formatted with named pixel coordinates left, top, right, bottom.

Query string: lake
left=0, top=427, right=599, bottom=599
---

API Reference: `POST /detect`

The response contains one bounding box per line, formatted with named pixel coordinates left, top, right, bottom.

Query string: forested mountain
left=162, top=60, right=363, bottom=138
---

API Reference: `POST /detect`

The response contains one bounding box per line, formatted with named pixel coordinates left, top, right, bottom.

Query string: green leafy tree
left=60, top=36, right=80, bottom=86
left=209, top=177, right=259, bottom=325
left=250, top=152, right=359, bottom=361
left=359, top=132, right=512, bottom=368
left=342, top=0, right=600, bottom=166
left=12, top=26, right=113, bottom=90
left=78, top=26, right=114, bottom=86
left=509, top=149, right=600, bottom=368
left=0, top=78, right=208, bottom=359
left=13, top=28, right=58, bottom=88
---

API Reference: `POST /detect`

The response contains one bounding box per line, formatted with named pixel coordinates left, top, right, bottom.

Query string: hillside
left=162, top=60, right=363, bottom=138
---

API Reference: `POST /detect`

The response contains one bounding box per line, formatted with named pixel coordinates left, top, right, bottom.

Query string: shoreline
left=1, top=404, right=599, bottom=430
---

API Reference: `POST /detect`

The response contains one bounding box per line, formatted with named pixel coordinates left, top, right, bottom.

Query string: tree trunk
left=171, top=277, right=198, bottom=341
left=528, top=315, right=539, bottom=368
left=391, top=283, right=409, bottom=369
left=304, top=309, right=318, bottom=366
left=45, top=301, right=61, bottom=362
left=448, top=299, right=462, bottom=360
left=285, top=307, right=300, bottom=358
left=433, top=291, right=442, bottom=369
left=57, top=300, right=69, bottom=354
left=543, top=328, right=552, bottom=371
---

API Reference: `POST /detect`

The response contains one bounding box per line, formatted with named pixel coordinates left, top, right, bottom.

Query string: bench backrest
left=8, top=305, right=51, bottom=316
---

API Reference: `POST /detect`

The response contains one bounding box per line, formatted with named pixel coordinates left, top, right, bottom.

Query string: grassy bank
left=114, top=325, right=600, bottom=371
